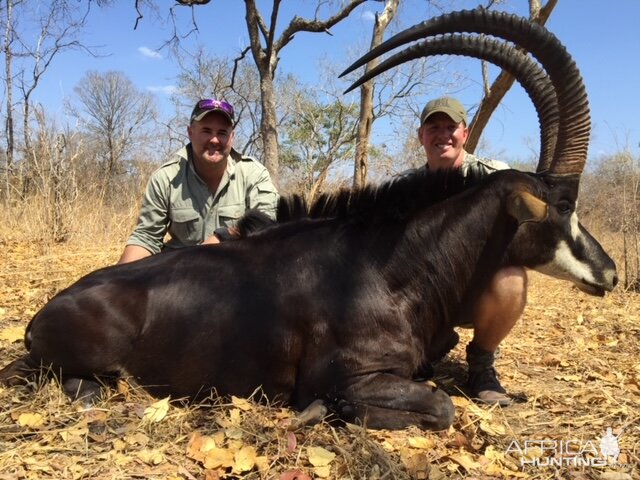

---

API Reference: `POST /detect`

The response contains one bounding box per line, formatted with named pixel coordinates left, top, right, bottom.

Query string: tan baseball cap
left=420, top=97, right=468, bottom=125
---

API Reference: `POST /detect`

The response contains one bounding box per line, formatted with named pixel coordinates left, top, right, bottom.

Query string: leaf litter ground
left=0, top=240, right=638, bottom=479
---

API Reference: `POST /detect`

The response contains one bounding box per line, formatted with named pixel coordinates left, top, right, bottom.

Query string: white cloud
left=138, top=46, right=162, bottom=60
left=361, top=10, right=376, bottom=22
left=147, top=85, right=177, bottom=95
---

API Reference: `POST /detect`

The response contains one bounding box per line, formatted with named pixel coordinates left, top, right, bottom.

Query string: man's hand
left=201, top=235, right=221, bottom=245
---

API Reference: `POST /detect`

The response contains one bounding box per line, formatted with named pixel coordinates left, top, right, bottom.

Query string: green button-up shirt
left=127, top=145, right=279, bottom=254
left=458, top=152, right=510, bottom=177
left=402, top=151, right=510, bottom=178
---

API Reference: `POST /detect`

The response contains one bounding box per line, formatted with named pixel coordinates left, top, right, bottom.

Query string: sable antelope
left=0, top=10, right=616, bottom=430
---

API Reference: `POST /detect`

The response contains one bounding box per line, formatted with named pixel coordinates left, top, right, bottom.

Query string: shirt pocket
left=250, top=183, right=278, bottom=218
left=256, top=183, right=277, bottom=195
left=168, top=208, right=202, bottom=244
left=217, top=204, right=244, bottom=228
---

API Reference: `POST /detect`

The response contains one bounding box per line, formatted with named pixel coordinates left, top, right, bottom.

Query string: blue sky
left=31, top=0, right=640, bottom=164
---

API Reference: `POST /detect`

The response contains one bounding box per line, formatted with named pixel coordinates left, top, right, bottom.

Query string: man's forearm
left=117, top=245, right=153, bottom=264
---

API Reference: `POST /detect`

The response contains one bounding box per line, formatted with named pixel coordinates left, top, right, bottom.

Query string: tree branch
left=244, top=0, right=267, bottom=70
left=466, top=0, right=558, bottom=153
left=134, top=0, right=144, bottom=29
left=228, top=46, right=251, bottom=90
left=275, top=0, right=367, bottom=55
left=264, top=0, right=282, bottom=74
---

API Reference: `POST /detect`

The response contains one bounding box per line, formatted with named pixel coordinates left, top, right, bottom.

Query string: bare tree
left=29, top=109, right=79, bottom=242
left=129, top=1, right=371, bottom=183
left=466, top=0, right=558, bottom=152
left=344, top=0, right=459, bottom=187
left=1, top=0, right=100, bottom=200
left=243, top=0, right=368, bottom=184
left=353, top=0, right=399, bottom=188
left=17, top=106, right=85, bottom=242
left=17, top=1, right=96, bottom=156
left=66, top=71, right=157, bottom=180
left=2, top=0, right=15, bottom=203
left=2, top=1, right=14, bottom=158
left=581, top=151, right=640, bottom=291
left=171, top=46, right=264, bottom=157
left=280, top=90, right=358, bottom=200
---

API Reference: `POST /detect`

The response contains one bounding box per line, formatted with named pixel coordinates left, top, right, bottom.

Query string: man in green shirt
left=118, top=99, right=278, bottom=263
left=416, top=96, right=523, bottom=406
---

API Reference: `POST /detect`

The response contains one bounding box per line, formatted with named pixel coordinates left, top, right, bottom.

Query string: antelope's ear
left=507, top=191, right=548, bottom=224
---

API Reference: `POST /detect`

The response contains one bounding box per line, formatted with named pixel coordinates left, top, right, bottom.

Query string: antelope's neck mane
left=278, top=167, right=486, bottom=224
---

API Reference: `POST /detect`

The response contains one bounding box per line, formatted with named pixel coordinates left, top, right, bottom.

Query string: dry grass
left=0, top=238, right=638, bottom=479
left=2, top=186, right=140, bottom=246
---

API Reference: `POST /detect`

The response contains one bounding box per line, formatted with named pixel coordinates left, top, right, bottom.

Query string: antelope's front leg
left=336, top=373, right=454, bottom=430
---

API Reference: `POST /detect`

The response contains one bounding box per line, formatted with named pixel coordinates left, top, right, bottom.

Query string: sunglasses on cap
left=190, top=99, right=235, bottom=123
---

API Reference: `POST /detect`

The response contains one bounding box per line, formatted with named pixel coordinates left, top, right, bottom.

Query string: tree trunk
left=259, top=73, right=280, bottom=185
left=308, top=165, right=330, bottom=204
left=353, top=0, right=399, bottom=189
left=466, top=0, right=558, bottom=153
left=22, top=101, right=31, bottom=162
left=353, top=90, right=372, bottom=188
left=3, top=0, right=14, bottom=203
left=243, top=0, right=367, bottom=184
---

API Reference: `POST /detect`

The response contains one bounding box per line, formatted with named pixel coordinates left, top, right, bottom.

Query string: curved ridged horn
left=342, top=33, right=558, bottom=172
left=341, top=9, right=590, bottom=182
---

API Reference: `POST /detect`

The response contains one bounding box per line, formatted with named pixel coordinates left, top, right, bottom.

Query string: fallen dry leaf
left=232, top=445, right=257, bottom=473
left=186, top=431, right=218, bottom=462
left=224, top=426, right=244, bottom=440
left=479, top=419, right=507, bottom=436
left=1, top=243, right=639, bottom=479
left=448, top=450, right=482, bottom=472
left=59, top=426, right=88, bottom=444
left=407, top=436, right=436, bottom=450
left=124, top=431, right=150, bottom=447
left=307, top=446, right=336, bottom=467
left=280, top=470, right=312, bottom=480
left=599, top=473, right=633, bottom=480
left=203, top=446, right=235, bottom=470
left=136, top=448, right=166, bottom=465
left=313, top=465, right=331, bottom=478
left=142, top=396, right=170, bottom=423
left=402, top=451, right=430, bottom=478
left=450, top=396, right=472, bottom=408
left=0, top=326, right=24, bottom=342
left=17, top=412, right=45, bottom=428
left=286, top=431, right=297, bottom=452
left=231, top=395, right=252, bottom=411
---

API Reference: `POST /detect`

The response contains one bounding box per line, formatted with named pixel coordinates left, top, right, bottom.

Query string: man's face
left=187, top=112, right=235, bottom=169
left=418, top=112, right=469, bottom=170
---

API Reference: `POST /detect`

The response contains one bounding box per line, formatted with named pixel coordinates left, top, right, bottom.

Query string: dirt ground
left=0, top=239, right=638, bottom=479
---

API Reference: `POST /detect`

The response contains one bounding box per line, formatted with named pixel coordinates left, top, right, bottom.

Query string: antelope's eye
left=556, top=200, right=574, bottom=215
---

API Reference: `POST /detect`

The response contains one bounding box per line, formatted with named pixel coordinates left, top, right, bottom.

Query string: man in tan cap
left=416, top=96, right=524, bottom=406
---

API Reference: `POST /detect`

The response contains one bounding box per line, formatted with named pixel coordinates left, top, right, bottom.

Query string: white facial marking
left=570, top=211, right=580, bottom=241
left=535, top=240, right=596, bottom=285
